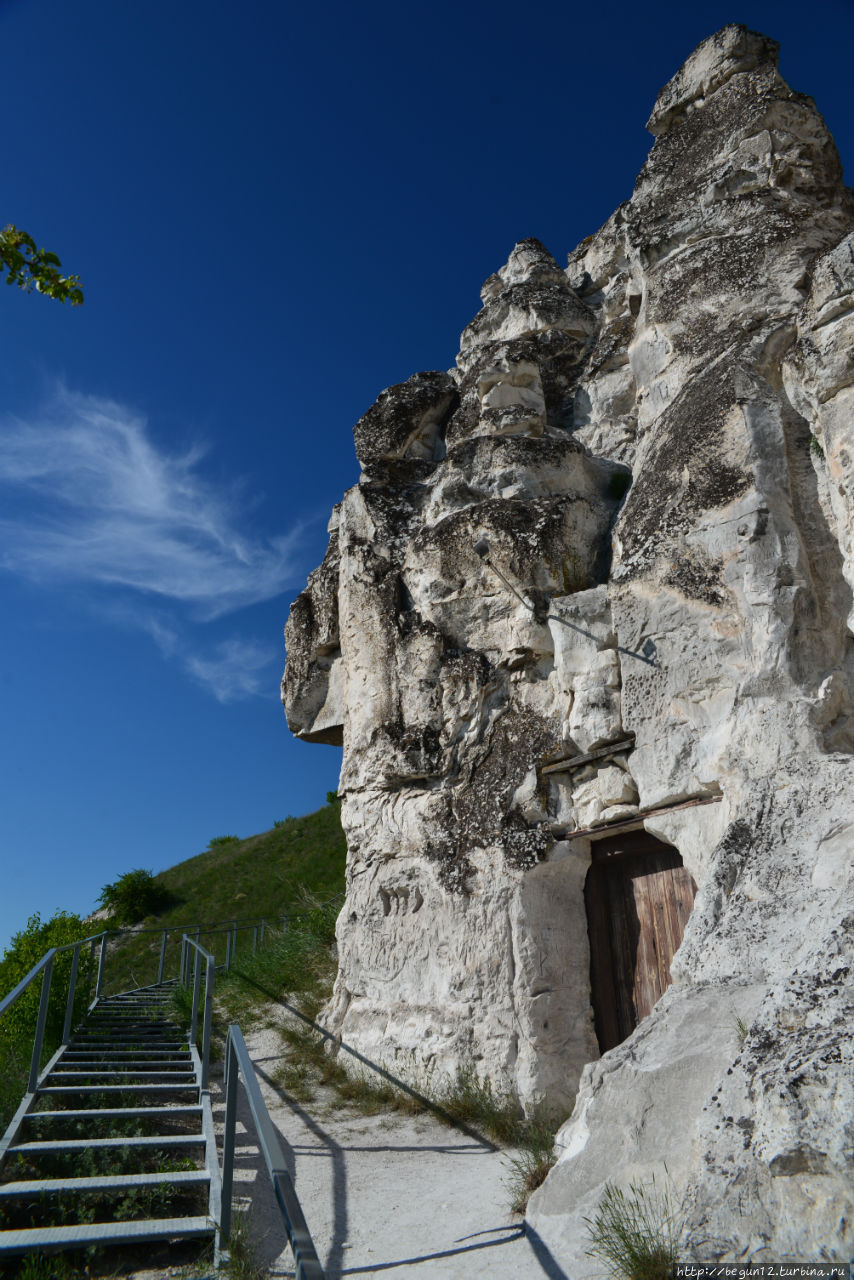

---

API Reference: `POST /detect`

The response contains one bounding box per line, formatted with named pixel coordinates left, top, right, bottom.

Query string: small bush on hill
left=101, top=802, right=347, bottom=995
left=97, top=868, right=172, bottom=924
left=208, top=834, right=240, bottom=849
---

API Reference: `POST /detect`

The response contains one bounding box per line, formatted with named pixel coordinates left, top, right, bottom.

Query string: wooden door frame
left=585, top=830, right=690, bottom=1054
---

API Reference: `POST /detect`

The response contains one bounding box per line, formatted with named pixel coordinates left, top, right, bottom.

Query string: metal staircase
left=0, top=913, right=331, bottom=1275
left=0, top=981, right=220, bottom=1262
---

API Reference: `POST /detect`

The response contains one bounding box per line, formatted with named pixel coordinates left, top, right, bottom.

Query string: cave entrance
left=584, top=830, right=697, bottom=1053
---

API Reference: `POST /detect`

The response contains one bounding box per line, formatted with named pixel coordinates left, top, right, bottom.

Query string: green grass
left=222, top=1207, right=266, bottom=1280
left=434, top=1063, right=523, bottom=1145
left=99, top=800, right=346, bottom=995
left=584, top=1173, right=683, bottom=1280
left=503, top=1106, right=565, bottom=1213
left=271, top=1013, right=427, bottom=1118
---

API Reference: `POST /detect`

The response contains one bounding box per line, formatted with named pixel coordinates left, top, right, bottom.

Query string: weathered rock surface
left=284, top=25, right=854, bottom=1264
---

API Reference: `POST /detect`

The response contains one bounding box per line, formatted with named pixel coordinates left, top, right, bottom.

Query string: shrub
left=0, top=911, right=94, bottom=1129
left=584, top=1173, right=682, bottom=1280
left=97, top=868, right=171, bottom=924
left=208, top=834, right=240, bottom=849
left=436, top=1062, right=523, bottom=1145
left=326, top=791, right=340, bottom=805
left=0, top=911, right=92, bottom=1044
left=504, top=1103, right=568, bottom=1213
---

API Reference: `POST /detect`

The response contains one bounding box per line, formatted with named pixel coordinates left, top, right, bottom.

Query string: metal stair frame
left=0, top=934, right=222, bottom=1261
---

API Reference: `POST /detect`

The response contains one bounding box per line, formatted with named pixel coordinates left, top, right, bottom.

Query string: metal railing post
left=224, top=931, right=231, bottom=972
left=157, top=929, right=167, bottom=983
left=62, top=944, right=81, bottom=1044
left=201, top=955, right=214, bottom=1089
left=28, top=954, right=55, bottom=1091
left=252, top=926, right=258, bottom=954
left=190, top=944, right=202, bottom=1044
left=87, top=938, right=98, bottom=1004
left=231, top=920, right=238, bottom=961
left=95, top=934, right=108, bottom=998
left=260, top=919, right=266, bottom=947
left=220, top=1031, right=239, bottom=1244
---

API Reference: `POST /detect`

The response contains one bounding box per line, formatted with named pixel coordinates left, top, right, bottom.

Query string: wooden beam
left=541, top=738, right=635, bottom=776
left=550, top=793, right=722, bottom=841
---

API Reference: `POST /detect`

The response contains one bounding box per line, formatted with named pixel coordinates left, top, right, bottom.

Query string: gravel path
left=223, top=1010, right=570, bottom=1279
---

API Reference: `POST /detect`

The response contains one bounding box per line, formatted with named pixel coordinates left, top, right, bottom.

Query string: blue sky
left=2, top=0, right=853, bottom=950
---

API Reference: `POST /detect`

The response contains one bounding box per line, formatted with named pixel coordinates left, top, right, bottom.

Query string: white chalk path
left=219, top=1014, right=570, bottom=1280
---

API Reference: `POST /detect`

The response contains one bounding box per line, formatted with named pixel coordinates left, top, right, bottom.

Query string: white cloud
left=185, top=637, right=278, bottom=703
left=0, top=385, right=303, bottom=618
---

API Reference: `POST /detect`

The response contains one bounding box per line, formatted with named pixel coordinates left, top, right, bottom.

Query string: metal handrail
left=0, top=927, right=111, bottom=1020
left=221, top=1023, right=324, bottom=1279
left=0, top=896, right=342, bottom=1081
left=0, top=894, right=345, bottom=1004
left=0, top=893, right=344, bottom=1109
left=0, top=932, right=107, bottom=1091
left=178, top=935, right=216, bottom=1089
left=0, top=949, right=56, bottom=1023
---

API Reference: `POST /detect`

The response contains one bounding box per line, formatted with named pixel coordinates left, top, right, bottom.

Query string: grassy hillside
left=100, top=799, right=347, bottom=995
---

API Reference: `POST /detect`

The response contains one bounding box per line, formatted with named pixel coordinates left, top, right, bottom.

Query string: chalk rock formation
left=284, top=26, right=854, bottom=1264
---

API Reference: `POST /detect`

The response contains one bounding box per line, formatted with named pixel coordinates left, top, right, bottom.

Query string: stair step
left=72, top=1032, right=185, bottom=1039
left=61, top=1054, right=192, bottom=1064
left=101, top=993, right=172, bottom=1003
left=26, top=1106, right=204, bottom=1122
left=84, top=1019, right=179, bottom=1026
left=72, top=1030, right=185, bottom=1036
left=0, top=1215, right=214, bottom=1253
left=101, top=999, right=172, bottom=1005
left=39, top=1084, right=199, bottom=1096
left=97, top=1006, right=174, bottom=1012
left=10, top=1135, right=204, bottom=1154
left=63, top=1051, right=191, bottom=1059
left=84, top=1025, right=179, bottom=1032
left=0, top=1170, right=209, bottom=1195
left=86, top=1016, right=178, bottom=1022
left=47, top=1071, right=196, bottom=1081
left=70, top=1041, right=188, bottom=1049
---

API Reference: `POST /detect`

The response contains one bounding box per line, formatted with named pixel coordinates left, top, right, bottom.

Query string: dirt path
left=221, top=1012, right=569, bottom=1279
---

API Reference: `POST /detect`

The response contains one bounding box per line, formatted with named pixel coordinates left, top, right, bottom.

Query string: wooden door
left=584, top=831, right=696, bottom=1053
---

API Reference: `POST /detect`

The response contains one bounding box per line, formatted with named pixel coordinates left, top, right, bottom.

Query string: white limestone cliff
left=284, top=25, right=854, bottom=1264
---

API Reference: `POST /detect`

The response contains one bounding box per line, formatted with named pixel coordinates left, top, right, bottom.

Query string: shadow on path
left=235, top=973, right=498, bottom=1150
left=227, top=984, right=572, bottom=1278
left=339, top=1223, right=524, bottom=1274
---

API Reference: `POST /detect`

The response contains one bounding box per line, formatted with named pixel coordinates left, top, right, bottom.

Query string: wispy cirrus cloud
left=0, top=384, right=302, bottom=618
left=0, top=385, right=306, bottom=702
left=100, top=602, right=281, bottom=704
left=185, top=637, right=279, bottom=703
